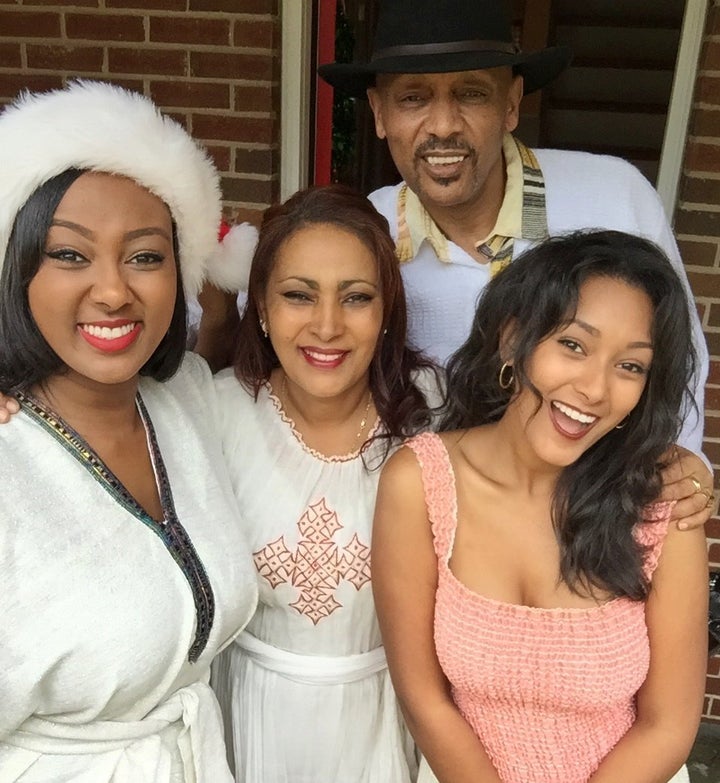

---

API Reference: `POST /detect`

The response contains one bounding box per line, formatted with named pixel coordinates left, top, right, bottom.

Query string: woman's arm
left=372, top=446, right=503, bottom=783
left=587, top=521, right=708, bottom=783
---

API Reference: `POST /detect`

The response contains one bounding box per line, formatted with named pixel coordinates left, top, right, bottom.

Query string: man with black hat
left=318, top=0, right=710, bottom=466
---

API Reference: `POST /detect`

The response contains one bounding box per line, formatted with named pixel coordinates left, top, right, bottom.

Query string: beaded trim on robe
left=16, top=390, right=215, bottom=663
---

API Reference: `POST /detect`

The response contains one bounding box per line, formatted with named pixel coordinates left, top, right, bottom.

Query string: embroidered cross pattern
left=253, top=498, right=371, bottom=624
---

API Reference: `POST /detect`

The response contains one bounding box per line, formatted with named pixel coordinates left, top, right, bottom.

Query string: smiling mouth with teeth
left=81, top=323, right=137, bottom=340
left=425, top=155, right=466, bottom=166
left=552, top=401, right=597, bottom=426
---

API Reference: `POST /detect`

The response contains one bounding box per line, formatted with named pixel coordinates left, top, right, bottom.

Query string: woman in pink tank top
left=373, top=230, right=709, bottom=783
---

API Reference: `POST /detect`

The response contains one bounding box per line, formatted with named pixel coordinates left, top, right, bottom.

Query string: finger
left=675, top=504, right=714, bottom=531
left=668, top=491, right=710, bottom=521
left=6, top=398, right=19, bottom=413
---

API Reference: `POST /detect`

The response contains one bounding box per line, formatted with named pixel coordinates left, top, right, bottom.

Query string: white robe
left=0, top=353, right=258, bottom=782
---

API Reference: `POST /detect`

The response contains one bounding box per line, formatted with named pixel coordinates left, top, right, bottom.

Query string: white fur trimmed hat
left=0, top=80, right=256, bottom=297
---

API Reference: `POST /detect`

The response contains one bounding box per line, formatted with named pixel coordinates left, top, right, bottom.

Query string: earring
left=615, top=416, right=629, bottom=430
left=498, top=362, right=514, bottom=390
left=259, top=319, right=268, bottom=338
left=382, top=328, right=388, bottom=335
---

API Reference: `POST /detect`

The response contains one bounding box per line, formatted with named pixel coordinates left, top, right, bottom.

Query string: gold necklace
left=280, top=374, right=373, bottom=446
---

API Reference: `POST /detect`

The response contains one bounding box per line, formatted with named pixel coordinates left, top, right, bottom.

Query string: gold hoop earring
left=498, top=362, right=514, bottom=390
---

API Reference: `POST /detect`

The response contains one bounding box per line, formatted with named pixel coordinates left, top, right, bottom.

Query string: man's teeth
left=82, top=323, right=136, bottom=340
left=552, top=401, right=597, bottom=425
left=426, top=155, right=465, bottom=165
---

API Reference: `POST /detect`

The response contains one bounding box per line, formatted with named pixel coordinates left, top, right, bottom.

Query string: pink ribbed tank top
left=406, top=432, right=671, bottom=783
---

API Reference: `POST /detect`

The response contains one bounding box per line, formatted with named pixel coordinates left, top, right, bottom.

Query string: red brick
left=676, top=209, right=720, bottom=239
left=708, top=4, right=720, bottom=36
left=705, top=331, right=720, bottom=357
left=233, top=19, right=276, bottom=49
left=695, top=75, right=720, bottom=108
left=685, top=141, right=720, bottom=174
left=711, top=697, right=720, bottom=718
left=710, top=542, right=720, bottom=565
left=702, top=40, right=720, bottom=71
left=108, top=47, right=187, bottom=76
left=66, top=13, right=145, bottom=42
left=691, top=108, right=720, bottom=138
left=688, top=270, right=720, bottom=297
left=232, top=206, right=263, bottom=226
left=221, top=175, right=276, bottom=204
left=234, top=146, right=276, bottom=175
left=0, top=42, right=21, bottom=68
left=192, top=113, right=274, bottom=143
left=0, top=73, right=62, bottom=101
left=708, top=361, right=720, bottom=385
left=98, top=76, right=145, bottom=93
left=704, top=440, right=720, bottom=467
left=678, top=239, right=718, bottom=267
left=708, top=675, right=720, bottom=696
left=26, top=44, right=104, bottom=72
left=710, top=657, right=720, bottom=677
left=106, top=0, right=185, bottom=8
left=705, top=416, right=720, bottom=440
left=681, top=176, right=720, bottom=207
left=234, top=83, right=276, bottom=113
left=150, top=16, right=231, bottom=46
left=149, top=80, right=231, bottom=109
left=20, top=0, right=97, bottom=5
left=189, top=0, right=277, bottom=12
left=707, top=383, right=720, bottom=404
left=709, top=305, right=720, bottom=329
left=190, top=51, right=274, bottom=81
left=206, top=144, right=231, bottom=172
left=0, top=10, right=60, bottom=37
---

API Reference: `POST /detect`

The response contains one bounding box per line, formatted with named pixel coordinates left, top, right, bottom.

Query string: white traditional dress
left=0, top=353, right=258, bottom=783
left=211, top=369, right=441, bottom=783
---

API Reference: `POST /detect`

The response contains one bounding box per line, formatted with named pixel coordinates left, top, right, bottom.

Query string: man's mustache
left=415, top=138, right=474, bottom=158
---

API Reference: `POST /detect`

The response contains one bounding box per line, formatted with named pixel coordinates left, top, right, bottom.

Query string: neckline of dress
left=428, top=432, right=627, bottom=617
left=262, top=381, right=381, bottom=465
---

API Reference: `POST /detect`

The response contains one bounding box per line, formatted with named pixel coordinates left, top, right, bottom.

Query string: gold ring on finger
left=690, top=476, right=703, bottom=495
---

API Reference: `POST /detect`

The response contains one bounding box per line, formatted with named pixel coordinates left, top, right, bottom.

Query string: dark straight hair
left=0, top=168, right=187, bottom=393
left=234, top=184, right=438, bottom=457
left=441, top=230, right=697, bottom=600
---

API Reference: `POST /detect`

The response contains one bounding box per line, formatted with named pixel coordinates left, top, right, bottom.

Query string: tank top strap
left=633, top=500, right=675, bottom=582
left=404, top=432, right=458, bottom=564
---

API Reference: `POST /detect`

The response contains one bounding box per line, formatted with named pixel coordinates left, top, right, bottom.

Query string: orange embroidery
left=253, top=498, right=371, bottom=624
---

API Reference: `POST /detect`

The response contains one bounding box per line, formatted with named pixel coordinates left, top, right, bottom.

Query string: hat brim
left=318, top=46, right=572, bottom=97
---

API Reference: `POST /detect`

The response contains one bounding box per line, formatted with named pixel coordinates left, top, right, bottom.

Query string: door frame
left=657, top=0, right=709, bottom=220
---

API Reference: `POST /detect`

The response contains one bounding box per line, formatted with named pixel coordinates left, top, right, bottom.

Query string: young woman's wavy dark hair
left=0, top=168, right=187, bottom=393
left=441, top=230, right=697, bottom=600
left=234, top=184, right=438, bottom=459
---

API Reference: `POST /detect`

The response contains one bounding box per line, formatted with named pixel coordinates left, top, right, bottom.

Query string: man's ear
left=367, top=87, right=387, bottom=140
left=504, top=74, right=523, bottom=134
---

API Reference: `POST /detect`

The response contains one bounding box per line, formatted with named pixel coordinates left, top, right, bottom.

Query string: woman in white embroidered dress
left=0, top=82, right=257, bottom=782
left=209, top=185, right=443, bottom=783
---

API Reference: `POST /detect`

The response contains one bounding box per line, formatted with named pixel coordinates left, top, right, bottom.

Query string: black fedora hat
left=318, top=0, right=572, bottom=96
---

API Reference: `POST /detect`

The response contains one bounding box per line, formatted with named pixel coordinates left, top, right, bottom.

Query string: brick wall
left=674, top=0, right=720, bottom=725
left=0, top=0, right=281, bottom=224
